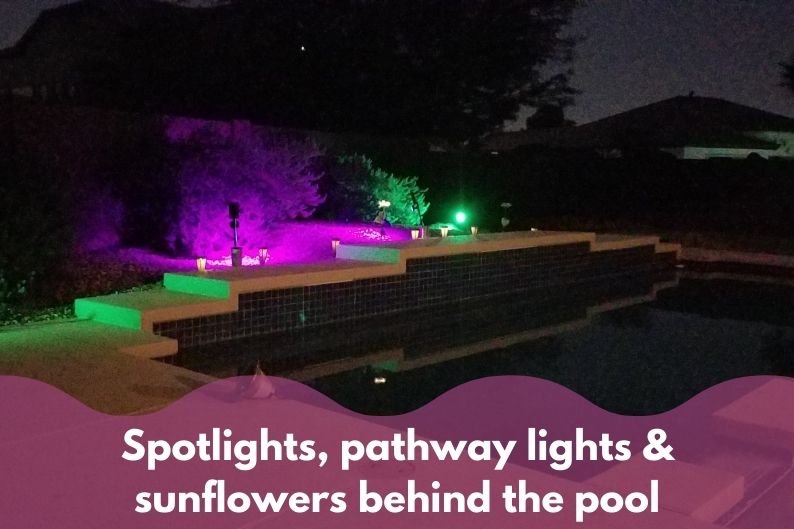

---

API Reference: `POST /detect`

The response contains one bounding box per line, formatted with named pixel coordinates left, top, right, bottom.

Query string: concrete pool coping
left=70, top=230, right=679, bottom=357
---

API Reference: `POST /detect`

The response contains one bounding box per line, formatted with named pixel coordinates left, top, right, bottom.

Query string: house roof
left=485, top=96, right=794, bottom=152
left=0, top=0, right=241, bottom=102
left=576, top=95, right=794, bottom=148
left=0, top=1, right=194, bottom=85
left=0, top=1, right=185, bottom=57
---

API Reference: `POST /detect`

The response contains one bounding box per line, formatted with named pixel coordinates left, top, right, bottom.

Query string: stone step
left=74, top=289, right=234, bottom=333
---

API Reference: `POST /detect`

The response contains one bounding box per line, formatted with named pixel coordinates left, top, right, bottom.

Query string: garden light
left=411, top=229, right=420, bottom=240
left=471, top=226, right=479, bottom=236
left=258, top=247, right=269, bottom=265
left=440, top=226, right=450, bottom=238
left=196, top=257, right=207, bottom=273
left=228, top=202, right=242, bottom=268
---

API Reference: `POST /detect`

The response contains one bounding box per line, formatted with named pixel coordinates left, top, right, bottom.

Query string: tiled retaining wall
left=169, top=269, right=675, bottom=377
left=154, top=243, right=669, bottom=348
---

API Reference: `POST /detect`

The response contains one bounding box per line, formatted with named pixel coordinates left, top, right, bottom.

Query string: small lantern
left=411, top=229, right=420, bottom=240
left=196, top=257, right=207, bottom=273
left=258, top=247, right=269, bottom=265
left=331, top=238, right=341, bottom=254
left=470, top=226, right=479, bottom=236
left=440, top=226, right=450, bottom=238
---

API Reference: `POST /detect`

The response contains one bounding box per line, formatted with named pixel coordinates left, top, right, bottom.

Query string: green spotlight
left=455, top=211, right=467, bottom=224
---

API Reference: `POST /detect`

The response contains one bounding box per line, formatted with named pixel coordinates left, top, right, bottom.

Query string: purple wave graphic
left=0, top=375, right=792, bottom=528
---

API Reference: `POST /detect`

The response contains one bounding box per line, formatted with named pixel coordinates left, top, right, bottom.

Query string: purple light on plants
left=258, top=221, right=411, bottom=265
left=118, top=221, right=413, bottom=272
left=206, top=255, right=261, bottom=267
left=167, top=118, right=325, bottom=258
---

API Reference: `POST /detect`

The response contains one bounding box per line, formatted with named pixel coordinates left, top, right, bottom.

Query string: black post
left=228, top=202, right=242, bottom=267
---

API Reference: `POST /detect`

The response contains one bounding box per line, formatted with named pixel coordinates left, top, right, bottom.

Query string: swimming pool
left=163, top=271, right=794, bottom=415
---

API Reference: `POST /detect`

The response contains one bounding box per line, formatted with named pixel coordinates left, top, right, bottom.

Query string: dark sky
left=1, top=0, right=793, bottom=125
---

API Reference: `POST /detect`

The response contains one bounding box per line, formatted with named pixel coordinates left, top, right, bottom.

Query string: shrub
left=169, top=121, right=326, bottom=256
left=0, top=153, right=72, bottom=305
left=323, top=155, right=429, bottom=226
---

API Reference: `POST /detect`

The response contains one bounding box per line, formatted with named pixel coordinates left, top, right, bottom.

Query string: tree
left=17, top=1, right=577, bottom=141
left=168, top=120, right=325, bottom=256
left=256, top=0, right=579, bottom=140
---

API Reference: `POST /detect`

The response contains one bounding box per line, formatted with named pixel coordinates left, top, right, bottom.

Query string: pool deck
left=0, top=320, right=214, bottom=415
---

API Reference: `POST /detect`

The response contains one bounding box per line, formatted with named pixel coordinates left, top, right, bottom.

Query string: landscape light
left=455, top=211, right=466, bottom=224
left=471, top=226, right=479, bottom=236
left=440, top=225, right=450, bottom=238
left=374, top=377, right=387, bottom=384
left=196, top=257, right=207, bottom=273
left=331, top=238, right=341, bottom=253
left=228, top=202, right=242, bottom=268
left=411, top=229, right=420, bottom=240
left=258, top=247, right=269, bottom=265
left=378, top=200, right=391, bottom=209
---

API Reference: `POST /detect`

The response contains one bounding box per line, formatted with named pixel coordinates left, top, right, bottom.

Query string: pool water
left=164, top=272, right=794, bottom=415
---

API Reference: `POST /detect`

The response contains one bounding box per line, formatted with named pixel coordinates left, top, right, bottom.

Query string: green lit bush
left=321, top=154, right=429, bottom=226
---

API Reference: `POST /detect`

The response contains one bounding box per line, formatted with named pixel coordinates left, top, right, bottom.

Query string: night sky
left=1, top=0, right=793, bottom=125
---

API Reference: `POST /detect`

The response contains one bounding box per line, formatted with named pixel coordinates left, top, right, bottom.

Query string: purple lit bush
left=167, top=120, right=325, bottom=257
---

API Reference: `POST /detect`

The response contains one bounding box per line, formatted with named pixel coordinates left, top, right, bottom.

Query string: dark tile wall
left=165, top=270, right=677, bottom=378
left=154, top=243, right=670, bottom=348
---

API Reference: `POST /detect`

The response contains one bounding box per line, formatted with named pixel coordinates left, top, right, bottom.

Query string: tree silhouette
left=14, top=0, right=578, bottom=141
left=248, top=0, right=580, bottom=140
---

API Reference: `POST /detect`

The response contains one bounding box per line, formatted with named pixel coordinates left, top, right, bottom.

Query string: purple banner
left=0, top=375, right=792, bottom=528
